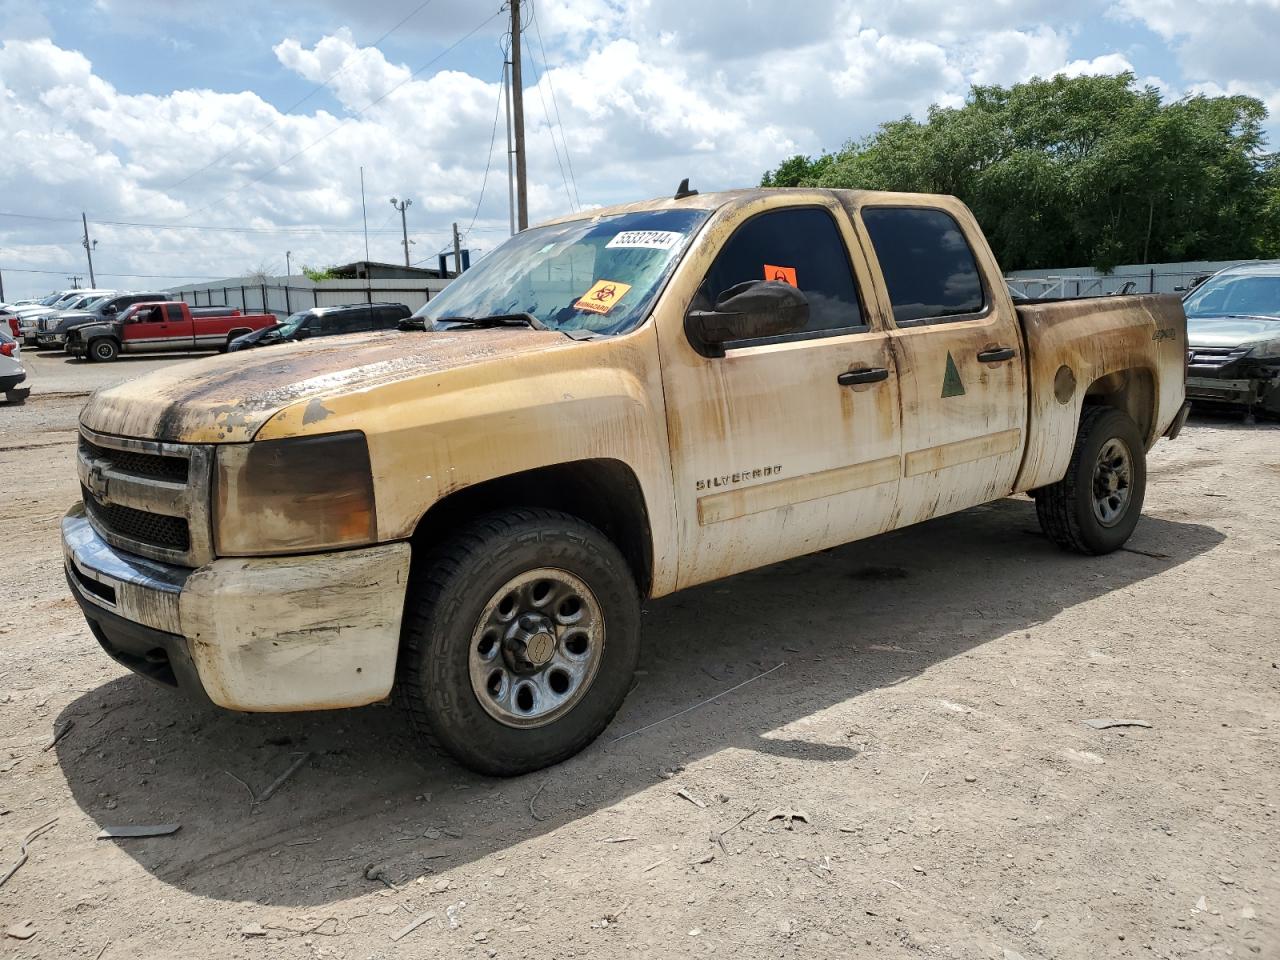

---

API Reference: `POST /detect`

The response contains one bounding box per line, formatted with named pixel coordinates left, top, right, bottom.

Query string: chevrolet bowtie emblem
left=86, top=462, right=110, bottom=500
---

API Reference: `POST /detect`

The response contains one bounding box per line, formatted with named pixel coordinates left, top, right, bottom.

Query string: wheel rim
left=1092, top=436, right=1133, bottom=527
left=468, top=568, right=604, bottom=729
left=95, top=343, right=112, bottom=359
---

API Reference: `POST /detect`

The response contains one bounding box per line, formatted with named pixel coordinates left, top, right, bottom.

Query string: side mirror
left=685, top=280, right=809, bottom=358
left=104, top=304, right=118, bottom=315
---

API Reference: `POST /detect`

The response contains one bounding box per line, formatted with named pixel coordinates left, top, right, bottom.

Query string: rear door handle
left=837, top=367, right=889, bottom=386
left=977, top=346, right=1016, bottom=363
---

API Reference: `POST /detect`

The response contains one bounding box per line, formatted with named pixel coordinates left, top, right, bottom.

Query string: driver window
left=135, top=306, right=160, bottom=323
left=698, top=207, right=865, bottom=336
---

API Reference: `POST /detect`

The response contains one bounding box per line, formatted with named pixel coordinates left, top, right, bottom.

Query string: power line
left=0, top=210, right=405, bottom=236
left=0, top=266, right=232, bottom=280
left=526, top=43, right=574, bottom=211
left=180, top=9, right=504, bottom=223
left=529, top=0, right=580, bottom=210
left=460, top=62, right=508, bottom=240
left=167, top=0, right=440, bottom=192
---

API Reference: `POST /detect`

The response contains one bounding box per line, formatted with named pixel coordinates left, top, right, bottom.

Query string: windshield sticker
left=606, top=230, right=684, bottom=251
left=574, top=280, right=632, bottom=315
left=764, top=264, right=798, bottom=287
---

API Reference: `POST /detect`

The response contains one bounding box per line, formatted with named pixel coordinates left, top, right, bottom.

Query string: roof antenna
left=674, top=178, right=698, bottom=199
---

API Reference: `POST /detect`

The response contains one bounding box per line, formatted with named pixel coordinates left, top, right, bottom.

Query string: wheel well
left=1082, top=367, right=1156, bottom=445
left=410, top=459, right=655, bottom=597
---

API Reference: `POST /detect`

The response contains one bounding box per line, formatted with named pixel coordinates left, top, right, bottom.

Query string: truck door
left=853, top=202, right=1028, bottom=526
left=657, top=197, right=903, bottom=590
left=165, top=302, right=195, bottom=349
left=122, top=304, right=168, bottom=352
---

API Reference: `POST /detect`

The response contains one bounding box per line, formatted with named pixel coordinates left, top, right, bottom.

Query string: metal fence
left=1004, top=259, right=1255, bottom=299
left=167, top=276, right=452, bottom=317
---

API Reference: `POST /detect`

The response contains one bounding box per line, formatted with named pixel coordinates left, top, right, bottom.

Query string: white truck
left=63, top=188, right=1189, bottom=775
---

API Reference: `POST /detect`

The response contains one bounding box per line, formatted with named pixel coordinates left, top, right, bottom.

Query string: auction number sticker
left=574, top=279, right=633, bottom=315
left=606, top=230, right=684, bottom=251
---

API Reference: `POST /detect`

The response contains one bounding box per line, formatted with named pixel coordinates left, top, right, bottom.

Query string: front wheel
left=397, top=508, right=641, bottom=776
left=88, top=338, right=119, bottom=362
left=1035, top=406, right=1147, bottom=555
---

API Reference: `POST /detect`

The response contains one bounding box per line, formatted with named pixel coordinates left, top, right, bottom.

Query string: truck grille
left=77, top=426, right=214, bottom=567
left=83, top=485, right=191, bottom=551
left=79, top=435, right=189, bottom=483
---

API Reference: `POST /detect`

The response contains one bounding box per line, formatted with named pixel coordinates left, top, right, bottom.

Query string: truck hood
left=80, top=328, right=574, bottom=443
left=1187, top=315, right=1280, bottom=348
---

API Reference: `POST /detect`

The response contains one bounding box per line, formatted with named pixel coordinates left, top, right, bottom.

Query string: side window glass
left=165, top=304, right=184, bottom=322
left=861, top=207, right=986, bottom=324
left=698, top=207, right=864, bottom=337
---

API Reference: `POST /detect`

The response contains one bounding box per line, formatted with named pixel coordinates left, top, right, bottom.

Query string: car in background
left=227, top=302, right=411, bottom=350
left=16, top=289, right=118, bottom=345
left=1183, top=260, right=1280, bottom=420
left=37, top=291, right=167, bottom=349
left=0, top=329, right=29, bottom=405
left=65, top=300, right=277, bottom=361
left=0, top=304, right=20, bottom=338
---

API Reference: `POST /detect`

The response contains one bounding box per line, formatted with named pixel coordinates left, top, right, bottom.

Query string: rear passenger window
left=861, top=207, right=986, bottom=324
left=165, top=304, right=183, bottom=322
left=698, top=207, right=864, bottom=339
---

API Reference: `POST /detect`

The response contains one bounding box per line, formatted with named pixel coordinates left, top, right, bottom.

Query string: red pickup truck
left=64, top=302, right=277, bottom=362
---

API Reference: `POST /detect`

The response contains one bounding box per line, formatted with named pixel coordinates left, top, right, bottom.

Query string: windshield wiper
left=435, top=313, right=549, bottom=331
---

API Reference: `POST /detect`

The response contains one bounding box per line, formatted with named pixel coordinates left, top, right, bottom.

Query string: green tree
left=762, top=73, right=1279, bottom=271
left=302, top=265, right=340, bottom=282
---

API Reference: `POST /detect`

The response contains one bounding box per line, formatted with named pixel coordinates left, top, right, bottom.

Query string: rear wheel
left=1035, top=406, right=1146, bottom=555
left=88, top=338, right=118, bottom=362
left=397, top=508, right=641, bottom=776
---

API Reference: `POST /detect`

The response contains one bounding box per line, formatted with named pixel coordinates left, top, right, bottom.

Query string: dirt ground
left=1, top=351, right=1277, bottom=960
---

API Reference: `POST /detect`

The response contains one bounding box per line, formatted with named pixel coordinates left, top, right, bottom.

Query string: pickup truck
left=61, top=187, right=1189, bottom=776
left=64, top=301, right=277, bottom=361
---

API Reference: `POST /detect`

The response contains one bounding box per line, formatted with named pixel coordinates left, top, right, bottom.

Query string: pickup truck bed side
left=1014, top=294, right=1187, bottom=492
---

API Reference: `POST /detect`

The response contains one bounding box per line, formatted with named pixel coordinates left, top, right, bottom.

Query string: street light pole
left=81, top=213, right=97, bottom=287
left=510, top=0, right=528, bottom=231
left=390, top=197, right=413, bottom=267
left=286, top=250, right=292, bottom=277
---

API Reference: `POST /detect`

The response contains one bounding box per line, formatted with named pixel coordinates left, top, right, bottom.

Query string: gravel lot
left=1, top=352, right=1277, bottom=959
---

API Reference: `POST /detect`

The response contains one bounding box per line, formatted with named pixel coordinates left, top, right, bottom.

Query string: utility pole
left=390, top=197, right=412, bottom=267
left=286, top=250, right=292, bottom=277
left=360, top=166, right=370, bottom=262
left=81, top=213, right=97, bottom=287
left=510, top=0, right=528, bottom=231
left=452, top=222, right=463, bottom=276
left=503, top=58, right=516, bottom=236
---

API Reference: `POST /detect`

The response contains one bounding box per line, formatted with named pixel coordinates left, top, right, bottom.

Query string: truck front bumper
left=63, top=507, right=412, bottom=712
left=37, top=333, right=66, bottom=347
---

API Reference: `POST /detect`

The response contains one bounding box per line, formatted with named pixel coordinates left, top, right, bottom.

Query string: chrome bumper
left=63, top=506, right=188, bottom=635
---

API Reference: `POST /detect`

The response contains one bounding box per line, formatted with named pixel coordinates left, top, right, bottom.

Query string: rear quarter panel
left=1014, top=293, right=1186, bottom=492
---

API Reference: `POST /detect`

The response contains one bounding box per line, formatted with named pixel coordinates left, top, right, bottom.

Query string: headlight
left=214, top=431, right=377, bottom=556
left=1247, top=338, right=1280, bottom=359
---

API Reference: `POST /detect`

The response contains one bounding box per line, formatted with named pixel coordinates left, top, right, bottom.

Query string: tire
left=88, top=338, right=118, bottom=362
left=1035, top=406, right=1146, bottom=555
left=397, top=508, right=641, bottom=776
left=5, top=389, right=28, bottom=406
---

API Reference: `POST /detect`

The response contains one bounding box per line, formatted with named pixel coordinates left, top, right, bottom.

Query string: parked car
left=0, top=329, right=29, bottom=404
left=1182, top=260, right=1280, bottom=420
left=37, top=291, right=168, bottom=349
left=19, top=289, right=119, bottom=345
left=65, top=301, right=277, bottom=361
left=0, top=305, right=20, bottom=338
left=227, top=302, right=411, bottom=350
left=62, top=186, right=1188, bottom=776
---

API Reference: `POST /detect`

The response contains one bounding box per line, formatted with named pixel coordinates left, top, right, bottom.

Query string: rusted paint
left=698, top=455, right=900, bottom=525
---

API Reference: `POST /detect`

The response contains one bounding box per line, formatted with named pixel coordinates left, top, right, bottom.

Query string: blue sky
left=2, top=0, right=1277, bottom=299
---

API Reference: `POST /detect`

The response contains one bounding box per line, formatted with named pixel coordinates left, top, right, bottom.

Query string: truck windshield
left=274, top=311, right=310, bottom=337
left=413, top=208, right=710, bottom=336
left=1184, top=274, right=1280, bottom=320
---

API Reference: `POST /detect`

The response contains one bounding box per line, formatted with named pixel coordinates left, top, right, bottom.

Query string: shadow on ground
left=55, top=497, right=1224, bottom=906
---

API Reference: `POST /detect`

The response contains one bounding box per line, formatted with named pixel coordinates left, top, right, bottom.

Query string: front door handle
left=837, top=367, right=889, bottom=386
left=977, top=346, right=1016, bottom=363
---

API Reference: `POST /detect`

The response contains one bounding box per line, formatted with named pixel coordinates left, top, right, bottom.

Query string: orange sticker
left=574, top=279, right=632, bottom=315
left=764, top=264, right=798, bottom=286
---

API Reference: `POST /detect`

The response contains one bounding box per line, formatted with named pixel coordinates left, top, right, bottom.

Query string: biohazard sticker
left=764, top=264, right=798, bottom=287
left=606, top=230, right=683, bottom=251
left=574, top=279, right=632, bottom=315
